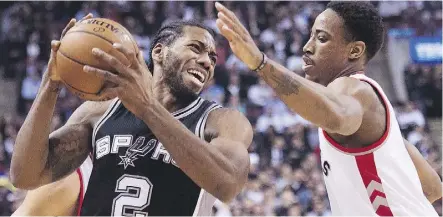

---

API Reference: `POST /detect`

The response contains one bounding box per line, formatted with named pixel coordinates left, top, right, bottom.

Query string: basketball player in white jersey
left=215, top=1, right=441, bottom=215
left=12, top=156, right=92, bottom=216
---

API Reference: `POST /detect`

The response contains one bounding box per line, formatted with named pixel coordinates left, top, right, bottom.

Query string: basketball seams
left=64, top=30, right=114, bottom=45
left=63, top=80, right=99, bottom=95
left=57, top=18, right=138, bottom=101
left=58, top=49, right=103, bottom=70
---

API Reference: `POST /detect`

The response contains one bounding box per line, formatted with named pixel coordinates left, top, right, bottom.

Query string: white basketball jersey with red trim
left=318, top=74, right=438, bottom=216
left=76, top=156, right=93, bottom=216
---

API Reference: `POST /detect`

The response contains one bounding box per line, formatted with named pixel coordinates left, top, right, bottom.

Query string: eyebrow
left=311, top=28, right=332, bottom=37
left=190, top=40, right=218, bottom=57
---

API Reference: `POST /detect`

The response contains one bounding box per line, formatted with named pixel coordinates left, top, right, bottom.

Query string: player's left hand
left=83, top=44, right=153, bottom=119
left=215, top=2, right=263, bottom=70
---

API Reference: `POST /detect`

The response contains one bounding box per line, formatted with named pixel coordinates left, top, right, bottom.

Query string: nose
left=196, top=53, right=212, bottom=71
left=302, top=37, right=314, bottom=55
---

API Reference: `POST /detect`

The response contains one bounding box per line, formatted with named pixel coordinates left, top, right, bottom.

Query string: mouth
left=302, top=55, right=314, bottom=66
left=302, top=55, right=314, bottom=72
left=187, top=68, right=206, bottom=83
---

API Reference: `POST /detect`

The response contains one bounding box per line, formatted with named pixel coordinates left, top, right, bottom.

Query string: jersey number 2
left=112, top=174, right=153, bottom=216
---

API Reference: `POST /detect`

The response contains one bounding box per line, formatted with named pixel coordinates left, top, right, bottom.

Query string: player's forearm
left=258, top=59, right=361, bottom=135
left=142, top=101, right=240, bottom=202
left=405, top=139, right=442, bottom=203
left=11, top=83, right=59, bottom=189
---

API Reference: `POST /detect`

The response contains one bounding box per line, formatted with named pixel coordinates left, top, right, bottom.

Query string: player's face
left=162, top=26, right=217, bottom=101
left=302, top=9, right=352, bottom=85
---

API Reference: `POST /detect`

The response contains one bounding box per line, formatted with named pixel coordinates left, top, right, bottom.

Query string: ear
left=348, top=41, right=366, bottom=61
left=151, top=43, right=164, bottom=65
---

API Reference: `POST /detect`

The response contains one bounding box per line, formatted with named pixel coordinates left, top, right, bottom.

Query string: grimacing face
left=158, top=26, right=217, bottom=102
left=302, top=9, right=355, bottom=85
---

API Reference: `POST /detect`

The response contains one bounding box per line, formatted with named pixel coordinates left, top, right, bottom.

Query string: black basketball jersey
left=80, top=97, right=222, bottom=216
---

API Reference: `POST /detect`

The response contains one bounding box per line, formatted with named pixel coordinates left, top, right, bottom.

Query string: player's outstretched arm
left=214, top=2, right=365, bottom=136
left=405, top=138, right=442, bottom=203
left=12, top=171, right=80, bottom=216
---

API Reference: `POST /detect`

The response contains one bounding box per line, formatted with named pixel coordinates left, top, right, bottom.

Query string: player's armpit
left=206, top=108, right=253, bottom=202
left=405, top=138, right=442, bottom=203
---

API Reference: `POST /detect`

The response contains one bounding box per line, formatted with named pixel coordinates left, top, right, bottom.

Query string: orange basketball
left=57, top=18, right=139, bottom=101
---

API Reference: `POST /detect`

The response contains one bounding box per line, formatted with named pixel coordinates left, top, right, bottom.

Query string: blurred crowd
left=0, top=1, right=441, bottom=216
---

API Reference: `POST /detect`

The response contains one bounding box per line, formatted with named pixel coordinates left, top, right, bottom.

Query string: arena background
left=0, top=1, right=441, bottom=216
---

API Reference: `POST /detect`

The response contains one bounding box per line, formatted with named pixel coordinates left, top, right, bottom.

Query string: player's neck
left=331, top=64, right=365, bottom=82
left=152, top=85, right=197, bottom=114
left=152, top=86, right=180, bottom=113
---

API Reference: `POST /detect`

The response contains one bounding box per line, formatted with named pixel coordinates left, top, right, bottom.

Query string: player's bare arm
left=11, top=100, right=108, bottom=189
left=405, top=138, right=442, bottom=203
left=214, top=2, right=386, bottom=138
left=10, top=14, right=100, bottom=189
left=140, top=106, right=252, bottom=203
left=83, top=41, right=253, bottom=203
left=12, top=171, right=80, bottom=216
left=255, top=60, right=368, bottom=136
left=203, top=108, right=253, bottom=200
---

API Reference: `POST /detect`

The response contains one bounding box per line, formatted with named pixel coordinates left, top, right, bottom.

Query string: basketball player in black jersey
left=10, top=14, right=253, bottom=216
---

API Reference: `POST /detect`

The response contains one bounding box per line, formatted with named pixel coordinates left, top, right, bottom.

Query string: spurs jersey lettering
left=79, top=97, right=222, bottom=216
left=319, top=74, right=438, bottom=216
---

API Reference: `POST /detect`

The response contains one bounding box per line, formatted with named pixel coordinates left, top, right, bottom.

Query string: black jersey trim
left=92, top=99, right=121, bottom=155
left=195, top=104, right=222, bottom=139
left=172, top=97, right=203, bottom=119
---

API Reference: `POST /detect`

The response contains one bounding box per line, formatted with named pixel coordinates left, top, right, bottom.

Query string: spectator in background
left=227, top=95, right=246, bottom=114
left=247, top=78, right=274, bottom=108
left=75, top=2, right=99, bottom=20
left=201, top=79, right=225, bottom=104
left=20, top=66, right=41, bottom=111
left=397, top=101, right=426, bottom=130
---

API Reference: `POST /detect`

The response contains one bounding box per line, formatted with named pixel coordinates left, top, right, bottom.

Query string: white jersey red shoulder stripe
left=75, top=155, right=93, bottom=216
left=318, top=73, right=438, bottom=216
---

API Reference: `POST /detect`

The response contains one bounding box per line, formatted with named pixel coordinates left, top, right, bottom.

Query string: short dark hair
left=327, top=1, right=384, bottom=61
left=147, top=20, right=216, bottom=72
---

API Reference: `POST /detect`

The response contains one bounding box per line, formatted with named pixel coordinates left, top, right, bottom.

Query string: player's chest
left=92, top=114, right=194, bottom=170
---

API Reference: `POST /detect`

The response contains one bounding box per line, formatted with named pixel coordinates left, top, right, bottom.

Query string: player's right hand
left=43, top=13, right=94, bottom=91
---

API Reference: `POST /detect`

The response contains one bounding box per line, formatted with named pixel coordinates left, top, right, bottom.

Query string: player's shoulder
left=208, top=107, right=244, bottom=121
left=66, top=98, right=117, bottom=125
left=327, top=76, right=379, bottom=105
left=208, top=106, right=252, bottom=133
left=205, top=106, right=253, bottom=146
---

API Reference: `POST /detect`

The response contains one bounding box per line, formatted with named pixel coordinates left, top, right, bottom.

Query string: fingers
left=91, top=48, right=127, bottom=75
left=96, top=87, right=120, bottom=101
left=79, top=13, right=93, bottom=22
left=215, top=2, right=235, bottom=19
left=215, top=2, right=249, bottom=36
left=216, top=19, right=239, bottom=42
left=112, top=43, right=138, bottom=69
left=51, top=40, right=61, bottom=52
left=83, top=65, right=121, bottom=84
left=60, top=14, right=93, bottom=40
left=217, top=12, right=242, bottom=38
left=60, top=18, right=76, bottom=39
